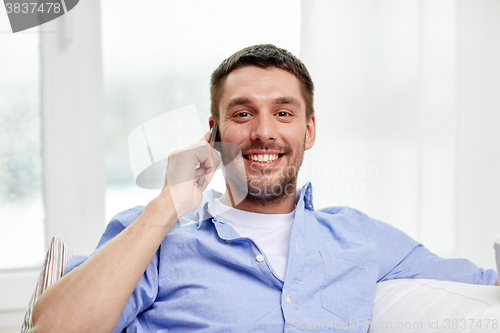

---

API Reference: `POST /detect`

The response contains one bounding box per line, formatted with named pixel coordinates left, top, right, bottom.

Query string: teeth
left=247, top=154, right=279, bottom=163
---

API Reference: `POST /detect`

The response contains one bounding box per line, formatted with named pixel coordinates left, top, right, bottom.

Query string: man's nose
left=250, top=113, right=277, bottom=142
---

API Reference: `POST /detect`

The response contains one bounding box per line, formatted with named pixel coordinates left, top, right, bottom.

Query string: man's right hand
left=161, top=131, right=221, bottom=219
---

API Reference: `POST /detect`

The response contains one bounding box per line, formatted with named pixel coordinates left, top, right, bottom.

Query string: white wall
left=299, top=0, right=500, bottom=269
left=456, top=0, right=500, bottom=266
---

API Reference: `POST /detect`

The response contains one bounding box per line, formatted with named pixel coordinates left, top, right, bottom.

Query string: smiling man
left=216, top=64, right=315, bottom=213
left=32, top=45, right=498, bottom=333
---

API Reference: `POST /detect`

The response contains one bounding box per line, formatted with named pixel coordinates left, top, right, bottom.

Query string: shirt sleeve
left=379, top=242, right=498, bottom=285
left=63, top=205, right=159, bottom=333
left=363, top=214, right=499, bottom=285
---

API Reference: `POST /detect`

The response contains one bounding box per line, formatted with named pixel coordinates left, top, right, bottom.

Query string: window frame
left=0, top=0, right=105, bottom=328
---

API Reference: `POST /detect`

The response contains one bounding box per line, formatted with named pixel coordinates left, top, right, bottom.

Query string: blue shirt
left=65, top=182, right=498, bottom=332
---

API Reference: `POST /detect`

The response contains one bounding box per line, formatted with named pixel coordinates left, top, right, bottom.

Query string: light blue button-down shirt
left=65, top=182, right=497, bottom=332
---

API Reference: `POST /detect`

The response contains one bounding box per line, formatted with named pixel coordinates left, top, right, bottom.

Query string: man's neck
left=218, top=185, right=297, bottom=215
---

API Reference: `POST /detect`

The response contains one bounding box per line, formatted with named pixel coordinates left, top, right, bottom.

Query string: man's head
left=210, top=45, right=316, bottom=210
left=210, top=44, right=314, bottom=125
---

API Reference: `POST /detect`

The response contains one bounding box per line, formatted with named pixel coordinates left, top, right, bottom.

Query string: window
left=0, top=2, right=104, bottom=328
left=0, top=10, right=44, bottom=271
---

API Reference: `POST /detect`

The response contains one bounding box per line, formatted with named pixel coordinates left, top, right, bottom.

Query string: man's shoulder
left=313, top=205, right=389, bottom=236
left=315, top=205, right=372, bottom=222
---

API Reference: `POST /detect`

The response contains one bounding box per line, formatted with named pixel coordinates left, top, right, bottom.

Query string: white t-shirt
left=212, top=199, right=295, bottom=280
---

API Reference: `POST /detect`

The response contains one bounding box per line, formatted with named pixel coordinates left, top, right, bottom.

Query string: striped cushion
left=21, top=237, right=74, bottom=333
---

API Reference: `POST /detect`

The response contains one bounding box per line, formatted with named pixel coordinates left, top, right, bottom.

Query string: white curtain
left=299, top=0, right=500, bottom=270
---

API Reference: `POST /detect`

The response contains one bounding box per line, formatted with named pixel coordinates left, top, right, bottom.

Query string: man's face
left=212, top=65, right=316, bottom=204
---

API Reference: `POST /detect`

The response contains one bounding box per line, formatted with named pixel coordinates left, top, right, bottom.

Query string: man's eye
left=277, top=111, right=291, bottom=117
left=235, top=112, right=250, bottom=118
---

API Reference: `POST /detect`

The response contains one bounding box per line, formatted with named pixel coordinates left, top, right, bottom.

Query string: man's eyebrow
left=274, top=96, right=302, bottom=108
left=224, top=97, right=253, bottom=111
left=224, top=96, right=302, bottom=112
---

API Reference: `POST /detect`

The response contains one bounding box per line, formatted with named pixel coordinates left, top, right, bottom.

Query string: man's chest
left=153, top=225, right=379, bottom=332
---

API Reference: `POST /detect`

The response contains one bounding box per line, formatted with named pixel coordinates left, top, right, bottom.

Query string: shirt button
left=256, top=254, right=264, bottom=262
left=285, top=296, right=292, bottom=304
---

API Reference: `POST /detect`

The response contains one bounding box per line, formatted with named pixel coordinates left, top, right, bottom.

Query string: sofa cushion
left=369, top=279, right=500, bottom=333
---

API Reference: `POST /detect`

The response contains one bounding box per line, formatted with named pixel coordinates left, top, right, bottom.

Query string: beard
left=222, top=136, right=306, bottom=206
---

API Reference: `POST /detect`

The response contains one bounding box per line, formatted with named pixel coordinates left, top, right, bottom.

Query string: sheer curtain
left=299, top=0, right=500, bottom=269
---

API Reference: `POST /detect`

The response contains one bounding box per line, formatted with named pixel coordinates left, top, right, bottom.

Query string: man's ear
left=208, top=116, right=215, bottom=130
left=305, top=115, right=316, bottom=150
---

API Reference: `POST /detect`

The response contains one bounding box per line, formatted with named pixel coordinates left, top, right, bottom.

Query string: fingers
left=166, top=141, right=220, bottom=187
left=163, top=132, right=221, bottom=216
left=194, top=164, right=217, bottom=191
left=193, top=142, right=219, bottom=173
left=203, top=130, right=211, bottom=142
left=193, top=141, right=220, bottom=193
left=197, top=130, right=221, bottom=176
left=196, top=144, right=220, bottom=190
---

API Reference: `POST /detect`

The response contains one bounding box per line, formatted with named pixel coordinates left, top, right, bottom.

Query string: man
left=32, top=44, right=498, bottom=333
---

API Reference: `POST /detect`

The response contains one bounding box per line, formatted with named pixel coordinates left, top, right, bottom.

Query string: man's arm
left=32, top=133, right=218, bottom=333
left=32, top=194, right=177, bottom=333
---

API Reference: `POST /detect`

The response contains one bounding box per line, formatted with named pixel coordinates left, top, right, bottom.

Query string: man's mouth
left=244, top=153, right=284, bottom=163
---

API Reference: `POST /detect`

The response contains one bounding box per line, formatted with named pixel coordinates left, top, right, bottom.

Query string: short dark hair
left=210, top=44, right=314, bottom=124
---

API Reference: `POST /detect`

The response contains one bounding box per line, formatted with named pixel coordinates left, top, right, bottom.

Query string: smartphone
left=208, top=122, right=219, bottom=147
left=196, top=123, right=219, bottom=186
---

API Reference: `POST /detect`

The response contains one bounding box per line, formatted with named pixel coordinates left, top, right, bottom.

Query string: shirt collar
left=179, top=182, right=315, bottom=228
left=300, top=181, right=315, bottom=211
